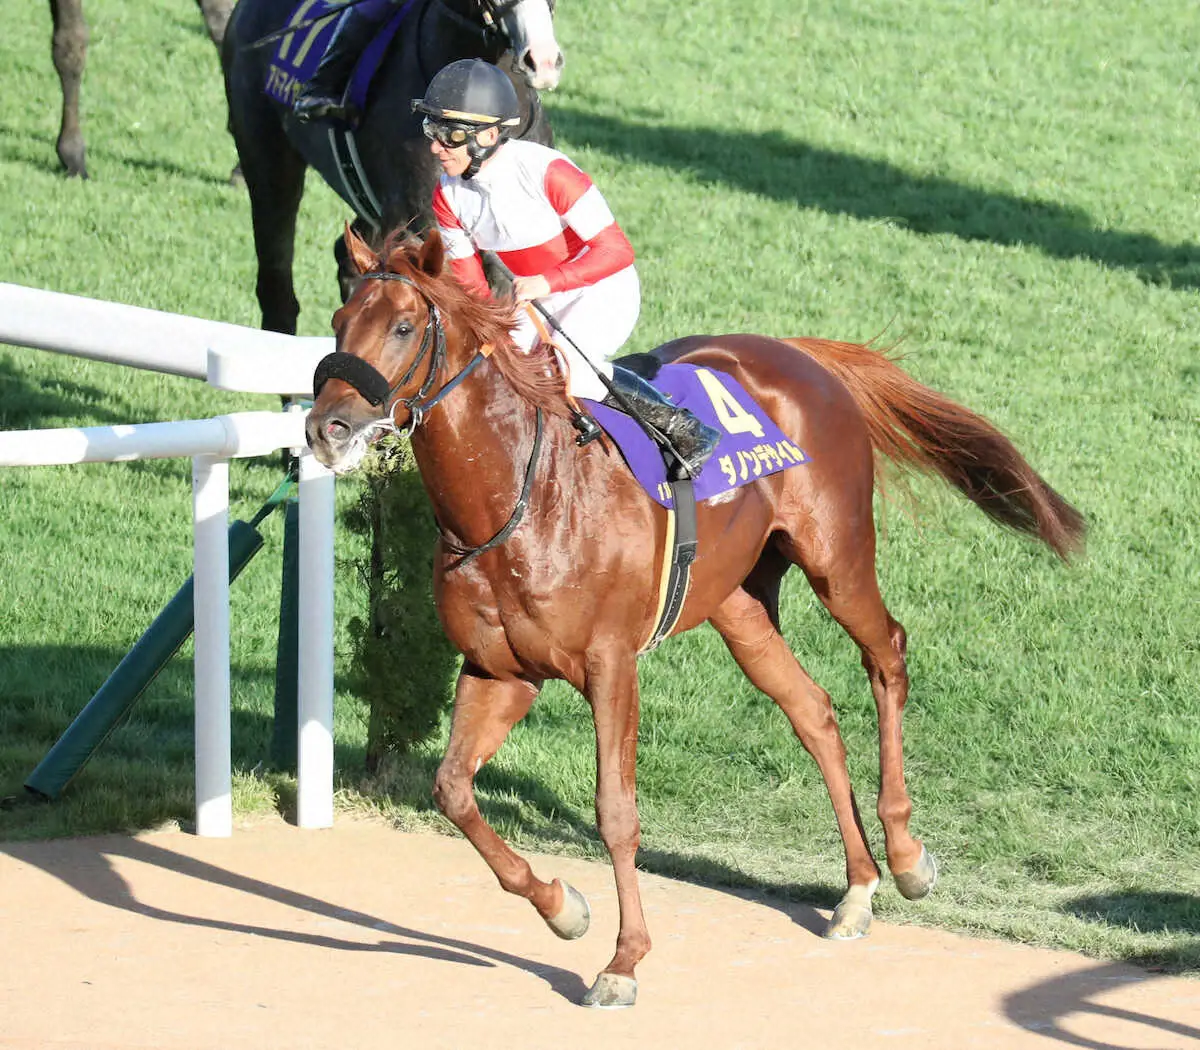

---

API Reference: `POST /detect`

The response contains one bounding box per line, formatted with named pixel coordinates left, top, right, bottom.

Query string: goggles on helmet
left=421, top=117, right=482, bottom=149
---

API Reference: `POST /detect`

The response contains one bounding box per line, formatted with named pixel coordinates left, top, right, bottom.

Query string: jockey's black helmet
left=412, top=59, right=521, bottom=130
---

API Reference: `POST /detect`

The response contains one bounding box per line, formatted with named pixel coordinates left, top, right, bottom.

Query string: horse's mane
left=379, top=232, right=573, bottom=418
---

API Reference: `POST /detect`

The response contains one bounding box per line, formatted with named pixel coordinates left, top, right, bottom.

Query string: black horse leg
left=193, top=0, right=243, bottom=186
left=333, top=218, right=382, bottom=304
left=49, top=0, right=88, bottom=178
left=195, top=0, right=235, bottom=45
left=227, top=96, right=307, bottom=334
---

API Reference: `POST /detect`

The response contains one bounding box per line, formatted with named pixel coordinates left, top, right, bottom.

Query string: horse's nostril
left=522, top=50, right=536, bottom=71
left=325, top=418, right=351, bottom=441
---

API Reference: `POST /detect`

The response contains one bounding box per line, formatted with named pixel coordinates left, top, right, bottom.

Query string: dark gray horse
left=222, top=0, right=562, bottom=334
left=48, top=0, right=234, bottom=178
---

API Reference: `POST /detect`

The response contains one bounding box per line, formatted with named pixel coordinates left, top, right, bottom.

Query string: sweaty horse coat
left=305, top=229, right=1086, bottom=1008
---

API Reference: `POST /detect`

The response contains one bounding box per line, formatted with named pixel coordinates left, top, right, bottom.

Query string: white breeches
left=509, top=266, right=641, bottom=402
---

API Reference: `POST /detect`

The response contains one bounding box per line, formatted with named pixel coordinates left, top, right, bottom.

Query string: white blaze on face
left=503, top=0, right=563, bottom=91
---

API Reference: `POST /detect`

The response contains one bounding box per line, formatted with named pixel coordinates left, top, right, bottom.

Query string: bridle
left=436, top=0, right=554, bottom=47
left=314, top=271, right=451, bottom=438
left=311, top=270, right=543, bottom=566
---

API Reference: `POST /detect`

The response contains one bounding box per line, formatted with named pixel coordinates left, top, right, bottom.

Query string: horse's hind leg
left=49, top=0, right=88, bottom=177
left=432, top=666, right=592, bottom=942
left=709, top=553, right=883, bottom=940
left=781, top=531, right=937, bottom=903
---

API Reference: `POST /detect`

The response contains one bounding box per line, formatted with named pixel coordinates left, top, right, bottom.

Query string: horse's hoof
left=824, top=901, right=872, bottom=940
left=893, top=844, right=938, bottom=901
left=823, top=880, right=877, bottom=940
left=582, top=971, right=637, bottom=1009
left=543, top=878, right=590, bottom=940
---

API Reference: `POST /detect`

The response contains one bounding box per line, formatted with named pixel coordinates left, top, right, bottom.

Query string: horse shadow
left=997, top=890, right=1200, bottom=1047
left=1064, top=890, right=1200, bottom=971
left=0, top=834, right=589, bottom=1002
left=0, top=120, right=64, bottom=177
left=364, top=746, right=835, bottom=940
left=1003, top=958, right=1200, bottom=1050
left=550, top=101, right=1200, bottom=292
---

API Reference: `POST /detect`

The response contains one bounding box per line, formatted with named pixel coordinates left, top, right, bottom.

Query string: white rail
left=0, top=411, right=306, bottom=466
left=0, top=282, right=332, bottom=394
left=0, top=282, right=340, bottom=836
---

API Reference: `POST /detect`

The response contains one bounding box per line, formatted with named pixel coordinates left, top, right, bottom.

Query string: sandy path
left=0, top=816, right=1196, bottom=1049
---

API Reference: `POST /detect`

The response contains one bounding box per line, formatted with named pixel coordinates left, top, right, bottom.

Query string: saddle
left=579, top=362, right=809, bottom=509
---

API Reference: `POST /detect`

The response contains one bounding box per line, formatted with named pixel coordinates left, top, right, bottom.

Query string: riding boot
left=293, top=7, right=386, bottom=123
left=602, top=365, right=721, bottom=480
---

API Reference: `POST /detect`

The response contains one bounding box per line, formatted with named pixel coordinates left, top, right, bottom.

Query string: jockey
left=293, top=1, right=393, bottom=123
left=414, top=58, right=719, bottom=479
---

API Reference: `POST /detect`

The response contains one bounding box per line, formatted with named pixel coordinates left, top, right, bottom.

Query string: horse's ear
left=344, top=222, right=377, bottom=275
left=417, top=228, right=446, bottom=276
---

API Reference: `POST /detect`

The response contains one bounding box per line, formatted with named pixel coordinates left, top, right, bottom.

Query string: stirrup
left=572, top=410, right=603, bottom=446
left=665, top=419, right=720, bottom=482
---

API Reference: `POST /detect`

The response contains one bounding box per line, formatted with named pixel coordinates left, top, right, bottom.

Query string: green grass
left=2, top=0, right=1198, bottom=974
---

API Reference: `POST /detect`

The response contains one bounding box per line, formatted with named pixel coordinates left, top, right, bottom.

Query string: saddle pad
left=581, top=363, right=809, bottom=509
left=263, top=0, right=410, bottom=111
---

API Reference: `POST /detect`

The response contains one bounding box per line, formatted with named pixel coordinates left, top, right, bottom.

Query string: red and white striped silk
left=432, top=140, right=636, bottom=297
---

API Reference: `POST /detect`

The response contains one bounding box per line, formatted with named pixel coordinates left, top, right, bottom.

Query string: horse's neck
left=409, top=364, right=551, bottom=548
left=415, top=0, right=504, bottom=67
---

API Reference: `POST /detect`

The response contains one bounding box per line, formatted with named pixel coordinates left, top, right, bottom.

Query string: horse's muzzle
left=305, top=409, right=377, bottom=473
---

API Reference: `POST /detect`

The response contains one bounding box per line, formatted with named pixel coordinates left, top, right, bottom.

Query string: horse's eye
left=393, top=321, right=414, bottom=338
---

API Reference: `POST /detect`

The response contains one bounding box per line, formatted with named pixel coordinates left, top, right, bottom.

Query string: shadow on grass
left=0, top=833, right=588, bottom=1003
left=1064, top=891, right=1200, bottom=973
left=552, top=103, right=1200, bottom=291
left=0, top=356, right=136, bottom=430
left=0, top=643, right=365, bottom=838
left=1066, top=890, right=1200, bottom=936
left=0, top=120, right=235, bottom=187
left=1004, top=960, right=1200, bottom=1050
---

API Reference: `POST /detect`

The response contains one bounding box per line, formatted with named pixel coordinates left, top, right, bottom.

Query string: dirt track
left=0, top=816, right=1196, bottom=1050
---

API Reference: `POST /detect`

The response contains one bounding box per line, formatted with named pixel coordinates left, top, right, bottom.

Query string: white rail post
left=296, top=448, right=335, bottom=828
left=192, top=454, right=233, bottom=838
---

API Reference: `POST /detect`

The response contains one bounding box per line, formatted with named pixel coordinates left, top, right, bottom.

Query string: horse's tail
left=784, top=338, right=1086, bottom=560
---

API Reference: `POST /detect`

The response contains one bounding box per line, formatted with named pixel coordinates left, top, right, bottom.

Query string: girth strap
left=640, top=477, right=698, bottom=653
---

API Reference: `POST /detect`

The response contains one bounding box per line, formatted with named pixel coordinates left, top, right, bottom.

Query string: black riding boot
left=603, top=365, right=721, bottom=480
left=293, top=7, right=386, bottom=123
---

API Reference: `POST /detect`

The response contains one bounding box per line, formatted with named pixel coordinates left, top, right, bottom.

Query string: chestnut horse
left=306, top=229, right=1085, bottom=1008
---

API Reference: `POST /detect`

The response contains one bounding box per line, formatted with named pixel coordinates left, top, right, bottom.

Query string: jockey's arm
left=432, top=185, right=491, bottom=298
left=539, top=159, right=634, bottom=294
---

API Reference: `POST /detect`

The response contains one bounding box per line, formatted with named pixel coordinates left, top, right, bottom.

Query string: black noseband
left=312, top=351, right=390, bottom=406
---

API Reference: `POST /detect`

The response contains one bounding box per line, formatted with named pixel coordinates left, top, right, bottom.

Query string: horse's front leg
left=581, top=653, right=650, bottom=1008
left=433, top=664, right=592, bottom=940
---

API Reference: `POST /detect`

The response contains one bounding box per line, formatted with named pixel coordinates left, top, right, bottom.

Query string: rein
left=312, top=270, right=543, bottom=567
left=435, top=0, right=529, bottom=46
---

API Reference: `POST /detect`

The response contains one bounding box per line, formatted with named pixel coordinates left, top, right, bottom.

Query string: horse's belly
left=437, top=569, right=603, bottom=685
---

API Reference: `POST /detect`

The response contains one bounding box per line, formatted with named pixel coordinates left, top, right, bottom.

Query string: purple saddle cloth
left=581, top=363, right=809, bottom=509
left=263, top=0, right=414, bottom=111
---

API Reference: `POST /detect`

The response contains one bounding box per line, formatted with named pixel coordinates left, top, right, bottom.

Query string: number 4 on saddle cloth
left=582, top=362, right=810, bottom=508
